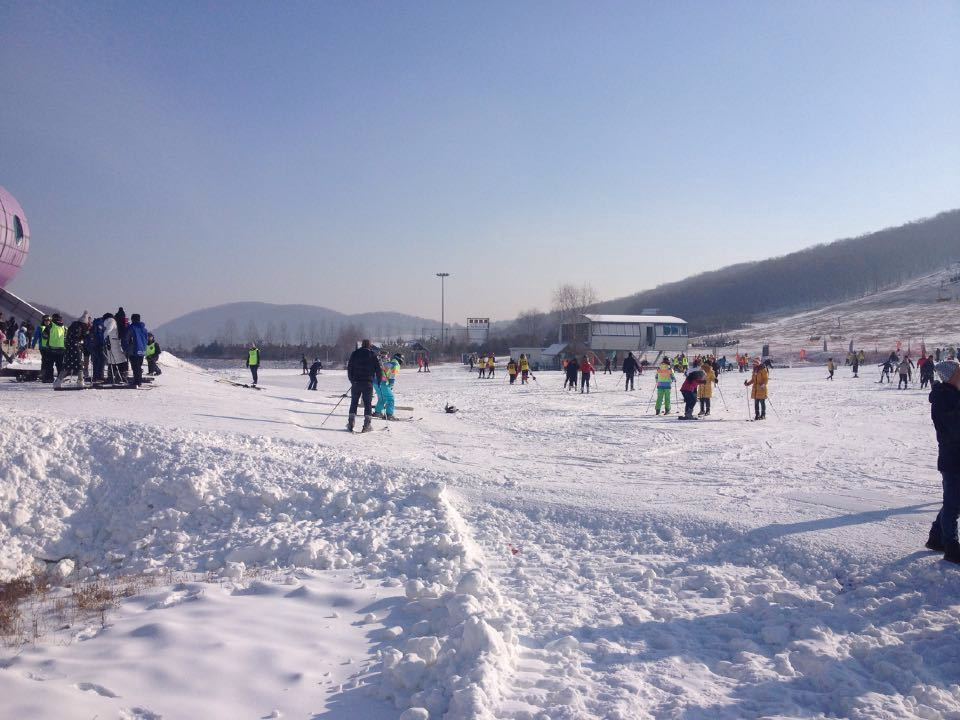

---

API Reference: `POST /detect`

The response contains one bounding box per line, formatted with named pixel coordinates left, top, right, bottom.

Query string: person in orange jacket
left=744, top=359, right=769, bottom=420
left=580, top=355, right=595, bottom=394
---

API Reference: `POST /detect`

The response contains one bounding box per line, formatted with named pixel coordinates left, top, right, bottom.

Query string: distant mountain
left=154, top=302, right=439, bottom=349
left=594, top=209, right=960, bottom=333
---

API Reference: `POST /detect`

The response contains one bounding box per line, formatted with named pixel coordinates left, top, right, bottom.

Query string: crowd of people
left=9, top=307, right=161, bottom=389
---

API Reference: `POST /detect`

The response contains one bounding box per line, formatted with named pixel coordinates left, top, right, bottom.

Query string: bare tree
left=244, top=319, right=260, bottom=344
left=514, top=308, right=548, bottom=345
left=552, top=283, right=598, bottom=324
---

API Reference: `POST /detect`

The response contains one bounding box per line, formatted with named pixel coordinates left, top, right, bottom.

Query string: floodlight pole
left=436, top=272, right=450, bottom=347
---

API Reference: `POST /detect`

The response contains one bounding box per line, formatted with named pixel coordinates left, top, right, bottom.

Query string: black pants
left=682, top=389, right=697, bottom=417
left=625, top=373, right=635, bottom=391
left=699, top=397, right=711, bottom=414
left=129, top=355, right=144, bottom=386
left=147, top=356, right=162, bottom=375
left=40, top=348, right=54, bottom=383
left=307, top=374, right=318, bottom=390
left=581, top=374, right=590, bottom=392
left=48, top=350, right=64, bottom=382
left=754, top=398, right=766, bottom=418
left=249, top=365, right=259, bottom=384
left=898, top=373, right=908, bottom=389
left=348, top=382, right=373, bottom=424
left=92, top=350, right=105, bottom=382
left=566, top=373, right=577, bottom=389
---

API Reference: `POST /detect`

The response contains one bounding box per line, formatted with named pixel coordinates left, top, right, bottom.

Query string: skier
left=301, top=355, right=308, bottom=375
left=373, top=353, right=402, bottom=420
left=15, top=323, right=27, bottom=360
left=423, top=354, right=430, bottom=372
left=698, top=359, right=717, bottom=416
left=124, top=313, right=150, bottom=388
left=469, top=354, right=475, bottom=372
left=247, top=342, right=260, bottom=385
left=564, top=357, right=579, bottom=391
left=89, top=314, right=106, bottom=382
left=926, top=359, right=960, bottom=563
left=43, top=314, right=67, bottom=383
left=146, top=334, right=162, bottom=376
left=507, top=358, right=518, bottom=385
left=827, top=358, right=835, bottom=380
left=102, top=313, right=127, bottom=384
left=580, top=355, right=594, bottom=393
left=745, top=359, right=769, bottom=420
left=486, top=354, right=496, bottom=378
left=54, top=313, right=91, bottom=389
left=603, top=357, right=612, bottom=375
left=654, top=359, right=674, bottom=415
left=307, top=358, right=323, bottom=390
left=920, top=355, right=936, bottom=389
left=346, top=339, right=383, bottom=432
left=477, top=355, right=486, bottom=379
left=418, top=355, right=424, bottom=373
left=679, top=361, right=707, bottom=419
left=897, top=357, right=914, bottom=389
left=879, top=358, right=893, bottom=384
left=519, top=354, right=531, bottom=384
left=851, top=353, right=860, bottom=378
left=622, top=351, right=640, bottom=391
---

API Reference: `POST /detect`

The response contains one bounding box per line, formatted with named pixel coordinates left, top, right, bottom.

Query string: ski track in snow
left=1, top=358, right=959, bottom=718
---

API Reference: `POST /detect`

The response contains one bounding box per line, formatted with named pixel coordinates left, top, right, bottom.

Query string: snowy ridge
left=0, top=412, right=515, bottom=718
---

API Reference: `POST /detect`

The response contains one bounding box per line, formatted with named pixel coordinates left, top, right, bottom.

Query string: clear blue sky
left=2, top=1, right=958, bottom=325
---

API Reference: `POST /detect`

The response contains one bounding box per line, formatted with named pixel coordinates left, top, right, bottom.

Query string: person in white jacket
left=101, top=313, right=127, bottom=385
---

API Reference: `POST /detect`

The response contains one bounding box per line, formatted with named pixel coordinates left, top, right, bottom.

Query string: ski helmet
left=392, top=353, right=404, bottom=365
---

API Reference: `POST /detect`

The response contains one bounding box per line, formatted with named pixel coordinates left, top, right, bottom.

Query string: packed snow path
left=2, top=359, right=958, bottom=718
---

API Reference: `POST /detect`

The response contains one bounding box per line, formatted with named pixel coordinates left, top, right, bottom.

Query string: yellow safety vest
left=248, top=348, right=259, bottom=365
left=47, top=324, right=66, bottom=350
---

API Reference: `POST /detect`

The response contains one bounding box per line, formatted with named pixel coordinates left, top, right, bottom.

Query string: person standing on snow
left=102, top=313, right=127, bottom=384
left=146, top=334, right=163, bottom=376
left=654, top=359, right=674, bottom=415
left=851, top=353, right=860, bottom=378
left=745, top=358, right=769, bottom=420
left=580, top=355, right=595, bottom=393
left=486, top=354, right=496, bottom=379
left=246, top=342, right=260, bottom=385
left=301, top=354, right=308, bottom=375
left=306, top=357, right=323, bottom=390
left=43, top=313, right=67, bottom=383
left=54, top=312, right=91, bottom=389
left=564, top=356, right=579, bottom=391
left=920, top=355, right=936, bottom=389
left=622, top=351, right=641, bottom=391
left=507, top=357, right=518, bottom=385
left=519, top=354, right=531, bottom=384
left=477, top=355, right=486, bottom=379
left=373, top=352, right=402, bottom=421
left=827, top=358, right=835, bottom=380
left=603, top=356, right=612, bottom=375
left=698, top=360, right=717, bottom=416
left=33, top=315, right=52, bottom=381
left=16, top=323, right=28, bottom=360
left=679, top=361, right=707, bottom=419
left=346, top=339, right=383, bottom=432
left=124, top=314, right=150, bottom=388
left=897, top=357, right=914, bottom=389
left=926, top=360, right=960, bottom=563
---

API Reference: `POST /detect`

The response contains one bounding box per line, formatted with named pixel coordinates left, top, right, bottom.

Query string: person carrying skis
left=745, top=358, right=769, bottom=420
left=926, top=359, right=960, bottom=563
left=654, top=358, right=674, bottom=415
left=827, top=358, right=835, bottom=380
left=622, top=351, right=640, bottom=391
left=145, top=334, right=162, bottom=376
left=346, top=340, right=383, bottom=432
left=54, top=312, right=91, bottom=389
left=698, top=359, right=716, bottom=416
left=507, top=357, right=518, bottom=385
left=580, top=355, right=594, bottom=393
left=307, top=358, right=323, bottom=390
left=679, top=360, right=707, bottom=419
left=247, top=342, right=260, bottom=385
left=897, top=356, right=914, bottom=389
left=564, top=357, right=579, bottom=391
left=519, top=354, right=531, bottom=384
left=373, top=353, right=402, bottom=420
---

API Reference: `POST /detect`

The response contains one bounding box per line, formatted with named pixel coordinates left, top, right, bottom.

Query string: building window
left=13, top=216, right=24, bottom=247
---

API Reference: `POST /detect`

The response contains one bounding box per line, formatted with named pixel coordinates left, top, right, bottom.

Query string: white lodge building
left=560, top=314, right=689, bottom=355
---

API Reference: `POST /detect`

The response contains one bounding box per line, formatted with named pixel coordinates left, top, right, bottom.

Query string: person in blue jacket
left=124, top=313, right=150, bottom=387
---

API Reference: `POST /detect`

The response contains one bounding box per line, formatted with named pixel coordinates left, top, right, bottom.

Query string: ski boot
left=371, top=412, right=386, bottom=420
left=944, top=541, right=960, bottom=565
left=385, top=414, right=399, bottom=422
left=347, top=414, right=356, bottom=433
left=925, top=522, right=945, bottom=552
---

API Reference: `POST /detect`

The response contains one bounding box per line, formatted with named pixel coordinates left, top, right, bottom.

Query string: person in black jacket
left=622, top=352, right=641, bottom=391
left=564, top=357, right=579, bottom=391
left=346, top=340, right=383, bottom=432
left=307, top=358, right=323, bottom=391
left=927, top=360, right=960, bottom=563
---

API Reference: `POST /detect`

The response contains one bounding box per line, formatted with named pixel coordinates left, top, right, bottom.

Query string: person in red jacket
left=679, top=361, right=707, bottom=419
left=580, top=356, right=595, bottom=394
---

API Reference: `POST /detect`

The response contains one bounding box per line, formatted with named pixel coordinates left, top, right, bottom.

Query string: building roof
left=582, top=313, right=686, bottom=324
left=541, top=343, right=569, bottom=356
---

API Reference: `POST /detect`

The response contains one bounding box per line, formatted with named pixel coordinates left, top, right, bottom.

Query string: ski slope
left=1, top=357, right=958, bottom=719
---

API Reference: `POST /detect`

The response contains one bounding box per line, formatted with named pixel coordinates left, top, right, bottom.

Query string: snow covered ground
left=2, top=356, right=959, bottom=719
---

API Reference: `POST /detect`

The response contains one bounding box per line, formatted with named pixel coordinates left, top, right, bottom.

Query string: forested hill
left=596, top=209, right=960, bottom=332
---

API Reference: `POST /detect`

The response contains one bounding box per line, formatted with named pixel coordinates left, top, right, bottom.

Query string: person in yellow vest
left=745, top=358, right=769, bottom=420
left=486, top=354, right=495, bottom=379
left=507, top=358, right=518, bottom=385
left=246, top=342, right=260, bottom=385
left=698, top=359, right=716, bottom=416
left=519, top=354, right=531, bottom=384
left=146, top=334, right=162, bottom=376
left=42, top=313, right=67, bottom=383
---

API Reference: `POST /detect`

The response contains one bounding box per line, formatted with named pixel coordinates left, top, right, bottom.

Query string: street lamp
left=436, top=272, right=450, bottom=347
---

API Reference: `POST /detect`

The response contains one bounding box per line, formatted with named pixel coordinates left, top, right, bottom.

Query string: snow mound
left=0, top=414, right=514, bottom=718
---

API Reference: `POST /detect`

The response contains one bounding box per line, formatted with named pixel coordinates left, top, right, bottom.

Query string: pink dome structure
left=0, top=187, right=29, bottom=289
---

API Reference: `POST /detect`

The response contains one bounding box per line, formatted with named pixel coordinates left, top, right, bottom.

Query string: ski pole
left=766, top=396, right=783, bottom=420
left=321, top=389, right=350, bottom=427
left=714, top=381, right=729, bottom=412
left=644, top=383, right=657, bottom=411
